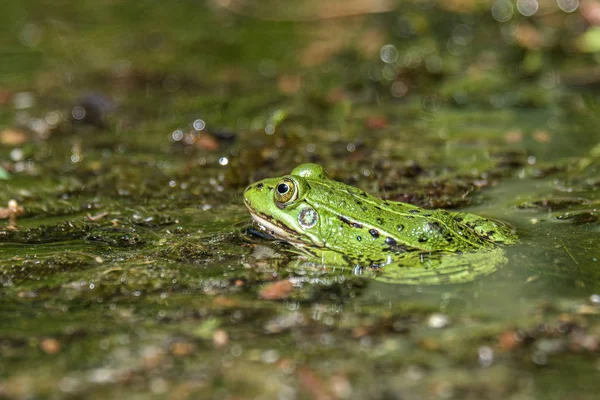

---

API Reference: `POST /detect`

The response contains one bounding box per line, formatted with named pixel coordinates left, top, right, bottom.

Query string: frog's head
left=243, top=164, right=328, bottom=248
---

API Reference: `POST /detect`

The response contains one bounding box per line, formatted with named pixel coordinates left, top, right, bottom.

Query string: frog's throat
left=248, top=211, right=313, bottom=247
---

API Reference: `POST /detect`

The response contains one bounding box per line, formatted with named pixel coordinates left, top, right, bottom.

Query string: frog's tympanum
left=244, top=164, right=517, bottom=284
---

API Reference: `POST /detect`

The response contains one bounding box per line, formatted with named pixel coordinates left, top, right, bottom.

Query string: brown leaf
left=366, top=116, right=389, bottom=130
left=1, top=129, right=28, bottom=146
left=259, top=280, right=294, bottom=300
left=498, top=330, right=521, bottom=351
left=297, top=366, right=334, bottom=400
left=40, top=338, right=61, bottom=354
left=169, top=341, right=196, bottom=356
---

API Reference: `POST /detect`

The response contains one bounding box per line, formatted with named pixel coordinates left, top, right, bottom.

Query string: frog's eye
left=274, top=178, right=298, bottom=206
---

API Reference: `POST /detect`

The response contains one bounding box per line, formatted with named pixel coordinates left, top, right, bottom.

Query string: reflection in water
left=214, top=0, right=396, bottom=21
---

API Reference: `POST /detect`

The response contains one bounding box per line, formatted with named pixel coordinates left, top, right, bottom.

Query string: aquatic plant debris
left=0, top=200, right=24, bottom=230
left=0, top=165, right=9, bottom=180
left=1, top=0, right=600, bottom=398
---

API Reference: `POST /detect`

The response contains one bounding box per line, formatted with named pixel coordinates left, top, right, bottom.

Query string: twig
left=560, top=239, right=579, bottom=265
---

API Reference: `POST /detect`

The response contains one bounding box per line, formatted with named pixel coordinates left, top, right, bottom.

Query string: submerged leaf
left=0, top=165, right=9, bottom=180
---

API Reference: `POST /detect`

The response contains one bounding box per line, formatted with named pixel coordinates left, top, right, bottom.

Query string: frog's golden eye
left=274, top=178, right=298, bottom=206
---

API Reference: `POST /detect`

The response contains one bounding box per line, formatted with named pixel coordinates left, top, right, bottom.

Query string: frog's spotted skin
left=244, top=163, right=517, bottom=284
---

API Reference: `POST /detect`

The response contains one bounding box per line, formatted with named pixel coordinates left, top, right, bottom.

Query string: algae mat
left=1, top=1, right=600, bottom=398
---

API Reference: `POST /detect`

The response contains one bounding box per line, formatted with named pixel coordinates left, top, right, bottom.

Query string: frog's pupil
left=277, top=183, right=289, bottom=194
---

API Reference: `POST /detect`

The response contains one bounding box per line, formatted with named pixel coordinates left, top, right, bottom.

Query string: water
left=1, top=1, right=600, bottom=398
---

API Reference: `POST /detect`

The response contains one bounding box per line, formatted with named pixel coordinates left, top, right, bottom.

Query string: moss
left=2, top=0, right=600, bottom=398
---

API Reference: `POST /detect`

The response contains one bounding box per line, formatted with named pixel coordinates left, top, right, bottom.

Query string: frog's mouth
left=245, top=204, right=307, bottom=246
left=249, top=212, right=308, bottom=246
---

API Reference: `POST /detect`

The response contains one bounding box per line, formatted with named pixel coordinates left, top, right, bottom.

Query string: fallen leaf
left=40, top=338, right=61, bottom=354
left=260, top=280, right=294, bottom=300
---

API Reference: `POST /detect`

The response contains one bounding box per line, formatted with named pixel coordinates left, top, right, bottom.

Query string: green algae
left=2, top=0, right=600, bottom=399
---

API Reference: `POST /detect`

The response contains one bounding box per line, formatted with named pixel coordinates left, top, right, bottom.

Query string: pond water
left=1, top=1, right=600, bottom=399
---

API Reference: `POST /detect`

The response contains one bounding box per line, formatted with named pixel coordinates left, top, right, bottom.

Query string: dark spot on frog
left=418, top=237, right=428, bottom=243
left=454, top=216, right=464, bottom=222
left=385, top=237, right=397, bottom=246
left=409, top=209, right=419, bottom=214
left=376, top=218, right=384, bottom=225
left=397, top=224, right=404, bottom=232
left=369, top=229, right=380, bottom=238
left=427, top=222, right=443, bottom=233
left=339, top=216, right=351, bottom=225
left=357, top=236, right=362, bottom=241
left=267, top=186, right=274, bottom=191
left=257, top=183, right=264, bottom=190
left=487, top=231, right=495, bottom=236
left=339, top=216, right=363, bottom=229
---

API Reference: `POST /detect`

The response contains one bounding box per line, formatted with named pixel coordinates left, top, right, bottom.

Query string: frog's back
left=305, top=177, right=514, bottom=265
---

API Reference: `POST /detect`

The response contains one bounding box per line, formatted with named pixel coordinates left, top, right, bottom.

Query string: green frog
left=244, top=163, right=517, bottom=284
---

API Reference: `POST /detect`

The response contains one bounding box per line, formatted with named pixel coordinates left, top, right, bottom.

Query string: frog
left=243, top=163, right=517, bottom=285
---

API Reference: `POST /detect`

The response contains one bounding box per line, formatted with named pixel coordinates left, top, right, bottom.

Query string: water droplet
left=72, top=106, right=86, bottom=120
left=557, top=0, right=579, bottom=13
left=492, top=0, right=514, bottom=22
left=10, top=148, right=24, bottom=162
left=192, top=119, right=205, bottom=131
left=427, top=313, right=450, bottom=328
left=517, top=0, right=539, bottom=16
left=532, top=350, right=548, bottom=365
left=391, top=80, right=408, bottom=97
left=380, top=44, right=399, bottom=64
left=261, top=349, right=280, bottom=364
left=478, top=346, right=494, bottom=367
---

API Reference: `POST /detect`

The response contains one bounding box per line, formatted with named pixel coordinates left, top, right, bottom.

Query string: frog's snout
left=244, top=182, right=265, bottom=194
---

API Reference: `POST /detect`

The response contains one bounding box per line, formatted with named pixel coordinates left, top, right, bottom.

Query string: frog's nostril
left=257, top=183, right=264, bottom=190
